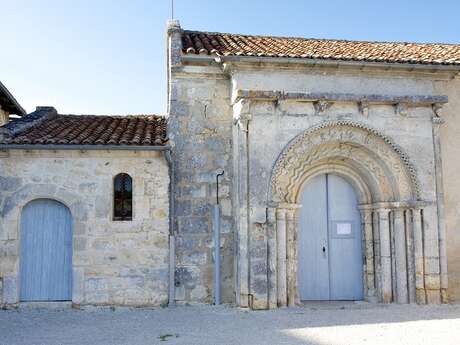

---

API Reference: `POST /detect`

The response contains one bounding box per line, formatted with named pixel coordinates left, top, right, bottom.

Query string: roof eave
left=182, top=53, right=460, bottom=73
left=0, top=144, right=171, bottom=151
left=0, top=81, right=26, bottom=116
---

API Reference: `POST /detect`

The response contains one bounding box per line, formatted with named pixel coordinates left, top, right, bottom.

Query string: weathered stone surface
left=2, top=276, right=18, bottom=304
left=0, top=177, right=21, bottom=192
left=0, top=150, right=169, bottom=306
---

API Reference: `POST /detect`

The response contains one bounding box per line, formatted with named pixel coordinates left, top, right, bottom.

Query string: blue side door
left=20, top=199, right=73, bottom=301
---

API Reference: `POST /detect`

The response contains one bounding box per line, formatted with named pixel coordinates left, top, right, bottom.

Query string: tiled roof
left=181, top=30, right=460, bottom=66
left=2, top=111, right=168, bottom=146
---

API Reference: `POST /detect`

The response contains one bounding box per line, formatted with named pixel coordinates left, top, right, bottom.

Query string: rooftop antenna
left=171, top=0, right=174, bottom=19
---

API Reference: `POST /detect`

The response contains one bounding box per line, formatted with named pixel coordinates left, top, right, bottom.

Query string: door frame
left=19, top=198, right=74, bottom=302
left=297, top=173, right=364, bottom=301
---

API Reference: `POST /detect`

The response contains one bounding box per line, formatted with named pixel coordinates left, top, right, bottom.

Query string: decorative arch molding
left=270, top=120, right=421, bottom=204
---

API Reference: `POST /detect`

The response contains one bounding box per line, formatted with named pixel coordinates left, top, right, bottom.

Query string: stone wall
left=167, top=21, right=234, bottom=303
left=168, top=70, right=234, bottom=303
left=227, top=63, right=449, bottom=307
left=0, top=149, right=170, bottom=306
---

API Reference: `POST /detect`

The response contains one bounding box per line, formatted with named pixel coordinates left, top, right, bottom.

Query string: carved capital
left=313, top=100, right=332, bottom=114
left=395, top=102, right=408, bottom=117
left=433, top=103, right=444, bottom=117
left=432, top=116, right=445, bottom=125
left=358, top=101, right=370, bottom=117
left=233, top=98, right=252, bottom=126
left=432, top=103, right=445, bottom=125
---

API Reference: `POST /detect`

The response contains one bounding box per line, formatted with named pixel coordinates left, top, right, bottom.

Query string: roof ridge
left=183, top=29, right=460, bottom=47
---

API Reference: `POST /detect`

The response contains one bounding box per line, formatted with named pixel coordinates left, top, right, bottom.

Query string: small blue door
left=298, top=174, right=363, bottom=300
left=20, top=199, right=73, bottom=301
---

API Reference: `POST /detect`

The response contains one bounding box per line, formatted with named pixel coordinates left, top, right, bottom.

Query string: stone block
left=181, top=185, right=206, bottom=199
left=175, top=266, right=200, bottom=289
left=175, top=284, right=185, bottom=301
left=72, top=267, right=85, bottom=305
left=95, top=196, right=109, bottom=218
left=176, top=200, right=192, bottom=216
left=181, top=251, right=208, bottom=265
left=179, top=217, right=209, bottom=233
left=220, top=199, right=232, bottom=217
left=3, top=276, right=18, bottom=304
left=192, top=200, right=210, bottom=217
left=0, top=177, right=21, bottom=192
left=73, top=237, right=87, bottom=252
left=190, top=285, right=208, bottom=301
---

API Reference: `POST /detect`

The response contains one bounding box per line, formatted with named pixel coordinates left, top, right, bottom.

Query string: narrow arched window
left=113, top=173, right=132, bottom=221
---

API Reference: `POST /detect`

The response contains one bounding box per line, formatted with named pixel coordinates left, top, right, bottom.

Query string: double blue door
left=298, top=174, right=363, bottom=300
left=20, top=199, right=73, bottom=301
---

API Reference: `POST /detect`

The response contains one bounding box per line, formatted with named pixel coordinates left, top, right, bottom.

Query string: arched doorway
left=20, top=199, right=73, bottom=301
left=298, top=174, right=363, bottom=300
left=267, top=121, right=443, bottom=307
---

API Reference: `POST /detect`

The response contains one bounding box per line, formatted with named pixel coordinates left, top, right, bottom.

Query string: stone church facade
left=1, top=20, right=460, bottom=308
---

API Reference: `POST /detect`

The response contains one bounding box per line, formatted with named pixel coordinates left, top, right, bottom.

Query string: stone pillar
left=412, top=207, right=426, bottom=304
left=166, top=19, right=182, bottom=115
left=394, top=208, right=408, bottom=303
left=233, top=100, right=252, bottom=308
left=422, top=205, right=441, bottom=304
left=266, top=207, right=277, bottom=309
left=405, top=209, right=416, bottom=303
left=276, top=208, right=287, bottom=307
left=361, top=208, right=376, bottom=300
left=378, top=208, right=392, bottom=303
left=432, top=113, right=448, bottom=303
left=286, top=208, right=299, bottom=307
left=372, top=210, right=381, bottom=300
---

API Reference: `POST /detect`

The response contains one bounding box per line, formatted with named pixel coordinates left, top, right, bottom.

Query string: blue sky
left=2, top=0, right=459, bottom=115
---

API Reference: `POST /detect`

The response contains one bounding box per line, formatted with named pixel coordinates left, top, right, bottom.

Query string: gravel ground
left=1, top=302, right=460, bottom=345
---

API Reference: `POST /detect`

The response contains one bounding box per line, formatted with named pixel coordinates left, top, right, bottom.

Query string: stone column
left=422, top=205, right=441, bottom=304
left=286, top=208, right=300, bottom=307
left=412, top=207, right=426, bottom=304
left=405, top=209, right=416, bottom=303
left=266, top=207, right=277, bottom=309
left=372, top=210, right=381, bottom=300
left=432, top=112, right=448, bottom=303
left=276, top=208, right=287, bottom=307
left=233, top=99, right=252, bottom=308
left=361, top=208, right=375, bottom=300
left=378, top=208, right=392, bottom=303
left=394, top=208, right=408, bottom=303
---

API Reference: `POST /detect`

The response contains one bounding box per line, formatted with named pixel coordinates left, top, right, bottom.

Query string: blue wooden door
left=20, top=199, right=73, bottom=301
left=298, top=174, right=363, bottom=300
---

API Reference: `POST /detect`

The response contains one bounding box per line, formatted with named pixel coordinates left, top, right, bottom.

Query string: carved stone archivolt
left=270, top=120, right=420, bottom=204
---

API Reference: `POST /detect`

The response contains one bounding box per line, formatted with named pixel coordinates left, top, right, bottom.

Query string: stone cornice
left=232, top=89, right=448, bottom=107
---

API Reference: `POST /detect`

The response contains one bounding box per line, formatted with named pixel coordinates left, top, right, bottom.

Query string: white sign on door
left=336, top=222, right=352, bottom=235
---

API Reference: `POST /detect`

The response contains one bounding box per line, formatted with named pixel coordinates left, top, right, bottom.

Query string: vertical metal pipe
left=213, top=204, right=221, bottom=305
left=164, top=150, right=176, bottom=307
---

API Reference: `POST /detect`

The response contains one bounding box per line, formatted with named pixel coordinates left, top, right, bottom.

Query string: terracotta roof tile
left=182, top=30, right=460, bottom=66
left=4, top=113, right=168, bottom=146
